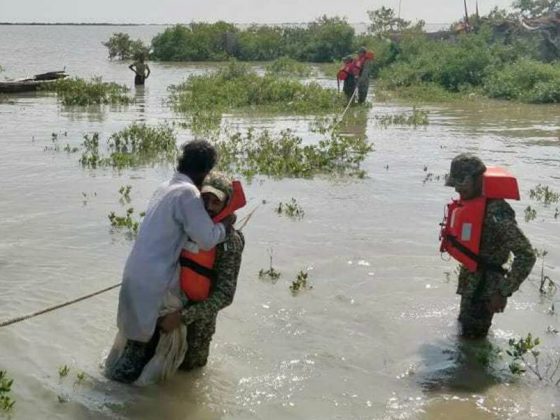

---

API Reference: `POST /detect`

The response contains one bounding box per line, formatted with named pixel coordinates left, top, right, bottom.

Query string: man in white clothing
left=107, top=140, right=235, bottom=383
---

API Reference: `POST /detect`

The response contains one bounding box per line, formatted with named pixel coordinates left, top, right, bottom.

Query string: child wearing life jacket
left=178, top=172, right=245, bottom=370
left=440, top=154, right=536, bottom=338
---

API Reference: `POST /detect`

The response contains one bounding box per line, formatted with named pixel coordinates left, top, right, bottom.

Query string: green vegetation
left=109, top=186, right=145, bottom=238
left=170, top=61, right=345, bottom=125
left=44, top=77, right=132, bottom=106
left=265, top=57, right=313, bottom=77
left=103, top=33, right=150, bottom=60
left=75, top=372, right=86, bottom=384
left=530, top=184, right=560, bottom=205
left=151, top=17, right=354, bottom=62
left=290, top=270, right=312, bottom=294
left=58, top=365, right=70, bottom=378
left=500, top=333, right=560, bottom=386
left=375, top=107, right=429, bottom=127
left=258, top=249, right=281, bottom=283
left=524, top=206, right=537, bottom=222
left=79, top=124, right=177, bottom=169
left=119, top=185, right=132, bottom=203
left=534, top=249, right=557, bottom=296
left=275, top=198, right=305, bottom=220
left=0, top=371, right=15, bottom=413
left=108, top=207, right=145, bottom=237
left=214, top=124, right=373, bottom=180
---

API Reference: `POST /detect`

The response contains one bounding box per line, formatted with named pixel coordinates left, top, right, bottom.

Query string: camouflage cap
left=343, top=55, right=353, bottom=63
left=445, top=153, right=486, bottom=187
left=201, top=171, right=233, bottom=203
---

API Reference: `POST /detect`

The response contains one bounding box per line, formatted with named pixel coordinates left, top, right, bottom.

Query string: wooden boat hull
left=0, top=71, right=67, bottom=94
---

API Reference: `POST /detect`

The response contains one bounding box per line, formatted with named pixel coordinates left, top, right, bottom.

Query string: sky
left=0, top=0, right=515, bottom=24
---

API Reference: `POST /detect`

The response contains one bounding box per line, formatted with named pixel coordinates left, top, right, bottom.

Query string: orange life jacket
left=439, top=167, right=520, bottom=273
left=179, top=180, right=247, bottom=301
left=337, top=62, right=356, bottom=81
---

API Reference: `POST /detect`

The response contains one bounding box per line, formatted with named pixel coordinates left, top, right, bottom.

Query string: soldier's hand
left=487, top=293, right=508, bottom=313
left=221, top=214, right=237, bottom=232
left=158, top=311, right=182, bottom=333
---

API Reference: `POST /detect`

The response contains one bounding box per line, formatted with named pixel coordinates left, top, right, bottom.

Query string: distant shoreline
left=0, top=22, right=167, bottom=26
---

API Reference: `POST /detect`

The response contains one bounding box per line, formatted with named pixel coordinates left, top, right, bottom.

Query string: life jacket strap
left=446, top=235, right=508, bottom=275
left=179, top=256, right=217, bottom=281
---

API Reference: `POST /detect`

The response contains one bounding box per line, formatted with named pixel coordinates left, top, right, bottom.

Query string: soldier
left=443, top=154, right=536, bottom=338
left=179, top=172, right=245, bottom=370
left=354, top=47, right=374, bottom=104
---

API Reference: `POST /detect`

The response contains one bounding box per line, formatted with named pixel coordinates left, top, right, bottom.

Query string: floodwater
left=1, top=25, right=559, bottom=420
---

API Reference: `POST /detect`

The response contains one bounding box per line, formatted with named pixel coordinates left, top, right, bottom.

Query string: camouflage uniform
left=356, top=48, right=372, bottom=104
left=179, top=172, right=245, bottom=370
left=446, top=154, right=536, bottom=338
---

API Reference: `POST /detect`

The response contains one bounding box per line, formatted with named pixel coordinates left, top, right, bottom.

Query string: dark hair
left=177, top=140, right=217, bottom=176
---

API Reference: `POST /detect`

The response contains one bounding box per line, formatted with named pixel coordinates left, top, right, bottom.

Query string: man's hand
left=487, top=293, right=508, bottom=313
left=221, top=213, right=237, bottom=232
left=157, top=311, right=182, bottom=333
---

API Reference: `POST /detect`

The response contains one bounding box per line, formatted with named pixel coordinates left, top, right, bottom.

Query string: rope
left=0, top=283, right=121, bottom=328
left=236, top=205, right=260, bottom=231
left=332, top=87, right=358, bottom=131
left=0, top=207, right=260, bottom=329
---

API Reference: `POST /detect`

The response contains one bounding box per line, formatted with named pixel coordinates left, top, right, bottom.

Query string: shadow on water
left=417, top=335, right=504, bottom=394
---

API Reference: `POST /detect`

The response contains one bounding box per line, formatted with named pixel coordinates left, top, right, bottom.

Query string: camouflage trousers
left=458, top=295, right=495, bottom=339
left=180, top=314, right=218, bottom=371
left=343, top=76, right=356, bottom=102
left=357, top=79, right=369, bottom=103
left=106, top=330, right=160, bottom=384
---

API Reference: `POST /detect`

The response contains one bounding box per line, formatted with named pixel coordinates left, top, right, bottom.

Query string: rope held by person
left=0, top=283, right=122, bottom=328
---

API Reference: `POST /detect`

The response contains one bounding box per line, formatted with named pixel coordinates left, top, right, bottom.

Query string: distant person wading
left=129, top=54, right=151, bottom=86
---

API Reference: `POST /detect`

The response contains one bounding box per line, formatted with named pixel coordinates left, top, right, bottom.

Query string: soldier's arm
left=181, top=231, right=244, bottom=323
left=492, top=204, right=537, bottom=296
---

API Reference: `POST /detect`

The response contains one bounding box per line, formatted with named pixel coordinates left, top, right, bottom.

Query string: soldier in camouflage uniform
left=355, top=47, right=373, bottom=104
left=445, top=154, right=536, bottom=338
left=179, top=172, right=245, bottom=370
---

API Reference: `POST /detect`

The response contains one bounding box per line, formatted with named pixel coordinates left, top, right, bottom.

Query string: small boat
left=0, top=71, right=68, bottom=94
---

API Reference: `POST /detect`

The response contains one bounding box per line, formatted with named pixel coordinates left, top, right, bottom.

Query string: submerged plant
left=214, top=125, right=372, bottom=180
left=170, top=61, right=345, bottom=126
left=119, top=185, right=132, bottom=204
left=0, top=370, right=15, bottom=413
left=530, top=184, right=560, bottom=206
left=525, top=206, right=537, bottom=222
left=43, top=77, right=132, bottom=107
left=534, top=249, right=557, bottom=296
left=108, top=207, right=145, bottom=237
left=375, top=107, right=429, bottom=128
left=75, top=372, right=86, bottom=384
left=79, top=124, right=177, bottom=170
left=504, top=333, right=560, bottom=386
left=58, top=365, right=70, bottom=378
left=106, top=123, right=177, bottom=169
left=290, top=270, right=312, bottom=295
left=276, top=198, right=305, bottom=220
left=258, top=249, right=281, bottom=283
left=265, top=57, right=313, bottom=77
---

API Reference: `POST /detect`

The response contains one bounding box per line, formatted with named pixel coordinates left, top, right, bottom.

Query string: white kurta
left=117, top=172, right=226, bottom=342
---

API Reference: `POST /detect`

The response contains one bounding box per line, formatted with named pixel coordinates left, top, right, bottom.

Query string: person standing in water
left=129, top=53, right=151, bottom=86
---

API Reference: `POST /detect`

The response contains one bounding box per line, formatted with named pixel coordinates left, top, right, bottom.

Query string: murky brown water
left=1, top=25, right=559, bottom=419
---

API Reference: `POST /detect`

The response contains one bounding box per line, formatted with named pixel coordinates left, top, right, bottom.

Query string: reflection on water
left=0, top=25, right=559, bottom=420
